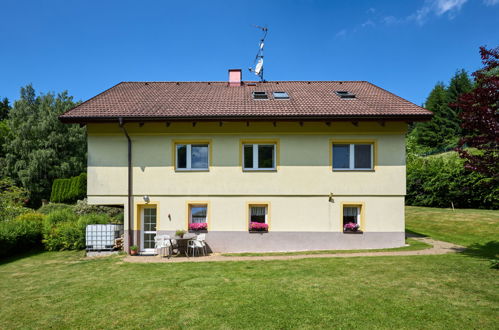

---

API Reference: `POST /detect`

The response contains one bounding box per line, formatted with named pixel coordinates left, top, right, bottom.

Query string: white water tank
left=85, top=224, right=124, bottom=251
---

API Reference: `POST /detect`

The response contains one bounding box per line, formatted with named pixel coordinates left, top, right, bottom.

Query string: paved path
left=123, top=237, right=465, bottom=263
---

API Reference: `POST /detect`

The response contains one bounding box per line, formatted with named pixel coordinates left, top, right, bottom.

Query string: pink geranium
left=189, top=222, right=208, bottom=231
left=249, top=222, right=268, bottom=231
left=344, top=222, right=360, bottom=232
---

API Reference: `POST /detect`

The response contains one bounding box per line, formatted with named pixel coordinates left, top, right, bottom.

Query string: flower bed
left=249, top=222, right=268, bottom=232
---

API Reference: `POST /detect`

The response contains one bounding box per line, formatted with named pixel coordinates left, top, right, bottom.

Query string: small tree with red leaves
left=456, top=46, right=499, bottom=180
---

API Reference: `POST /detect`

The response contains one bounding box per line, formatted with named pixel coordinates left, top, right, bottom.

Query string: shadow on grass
left=405, top=229, right=428, bottom=238
left=0, top=249, right=44, bottom=266
left=460, top=241, right=499, bottom=260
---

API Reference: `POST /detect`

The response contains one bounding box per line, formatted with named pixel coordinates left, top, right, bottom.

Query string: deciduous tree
left=1, top=85, right=86, bottom=206
left=456, top=46, right=499, bottom=179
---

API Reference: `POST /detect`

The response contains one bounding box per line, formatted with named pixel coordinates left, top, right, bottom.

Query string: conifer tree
left=413, top=82, right=458, bottom=149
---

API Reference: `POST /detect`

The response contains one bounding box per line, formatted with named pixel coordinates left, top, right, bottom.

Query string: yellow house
left=60, top=70, right=432, bottom=253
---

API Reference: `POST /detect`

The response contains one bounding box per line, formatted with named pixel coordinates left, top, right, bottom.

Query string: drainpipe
left=119, top=118, right=133, bottom=252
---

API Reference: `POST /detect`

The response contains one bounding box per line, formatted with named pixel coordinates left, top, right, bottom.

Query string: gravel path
left=123, top=237, right=465, bottom=263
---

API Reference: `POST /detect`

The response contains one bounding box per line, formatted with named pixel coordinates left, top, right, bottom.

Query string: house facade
left=60, top=70, right=432, bottom=253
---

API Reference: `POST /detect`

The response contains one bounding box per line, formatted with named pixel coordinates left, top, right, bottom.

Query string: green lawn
left=0, top=206, right=498, bottom=329
left=406, top=206, right=499, bottom=258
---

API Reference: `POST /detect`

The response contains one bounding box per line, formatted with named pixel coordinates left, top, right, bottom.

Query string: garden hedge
left=50, top=173, right=87, bottom=204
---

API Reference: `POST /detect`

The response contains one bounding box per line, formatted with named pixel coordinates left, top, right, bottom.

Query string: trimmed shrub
left=0, top=212, right=44, bottom=258
left=50, top=173, right=86, bottom=204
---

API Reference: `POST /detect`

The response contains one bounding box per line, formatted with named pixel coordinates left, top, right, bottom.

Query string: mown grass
left=406, top=206, right=499, bottom=259
left=0, top=251, right=498, bottom=329
left=222, top=238, right=430, bottom=256
left=0, top=206, right=498, bottom=329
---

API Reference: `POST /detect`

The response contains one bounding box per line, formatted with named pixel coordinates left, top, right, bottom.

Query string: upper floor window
left=175, top=143, right=209, bottom=171
left=332, top=143, right=373, bottom=170
left=243, top=143, right=276, bottom=171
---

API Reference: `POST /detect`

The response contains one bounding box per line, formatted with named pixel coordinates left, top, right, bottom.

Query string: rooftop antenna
left=248, top=25, right=268, bottom=82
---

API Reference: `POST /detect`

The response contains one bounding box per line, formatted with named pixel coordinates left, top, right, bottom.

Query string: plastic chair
left=196, top=234, right=207, bottom=256
left=186, top=239, right=204, bottom=257
left=155, top=235, right=172, bottom=258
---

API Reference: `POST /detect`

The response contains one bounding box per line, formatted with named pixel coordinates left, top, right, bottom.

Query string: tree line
left=406, top=46, right=498, bottom=209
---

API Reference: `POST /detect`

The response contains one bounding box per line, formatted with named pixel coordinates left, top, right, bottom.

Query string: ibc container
left=86, top=224, right=124, bottom=251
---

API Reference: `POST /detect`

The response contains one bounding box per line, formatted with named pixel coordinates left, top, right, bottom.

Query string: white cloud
left=361, top=19, right=376, bottom=28
left=409, top=0, right=468, bottom=24
left=335, top=29, right=347, bottom=38
left=483, top=0, right=499, bottom=5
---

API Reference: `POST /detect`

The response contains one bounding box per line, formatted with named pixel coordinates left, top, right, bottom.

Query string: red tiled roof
left=59, top=81, right=432, bottom=122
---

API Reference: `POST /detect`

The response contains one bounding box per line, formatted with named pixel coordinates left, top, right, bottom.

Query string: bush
left=0, top=212, right=44, bottom=258
left=42, top=209, right=113, bottom=251
left=0, top=177, right=30, bottom=222
left=37, top=203, right=73, bottom=215
left=42, top=209, right=79, bottom=251
left=73, top=199, right=124, bottom=223
left=50, top=173, right=86, bottom=204
left=407, top=152, right=498, bottom=209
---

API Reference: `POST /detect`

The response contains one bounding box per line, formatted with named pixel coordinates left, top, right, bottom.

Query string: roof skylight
left=273, top=91, right=290, bottom=99
left=252, top=91, right=269, bottom=100
left=335, top=91, right=356, bottom=99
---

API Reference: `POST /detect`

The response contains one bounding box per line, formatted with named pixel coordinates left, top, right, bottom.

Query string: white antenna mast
left=249, top=25, right=268, bottom=82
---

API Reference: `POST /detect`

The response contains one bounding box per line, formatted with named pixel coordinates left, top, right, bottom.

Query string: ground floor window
left=188, top=203, right=208, bottom=231
left=249, top=204, right=269, bottom=232
left=342, top=204, right=362, bottom=233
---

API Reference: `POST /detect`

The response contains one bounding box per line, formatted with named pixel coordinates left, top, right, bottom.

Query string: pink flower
left=189, top=222, right=208, bottom=230
left=249, top=222, right=268, bottom=231
left=344, top=222, right=360, bottom=231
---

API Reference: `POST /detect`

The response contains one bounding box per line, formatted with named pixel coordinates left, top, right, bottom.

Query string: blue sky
left=0, top=0, right=498, bottom=106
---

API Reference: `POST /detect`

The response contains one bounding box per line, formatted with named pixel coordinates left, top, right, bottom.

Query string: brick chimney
left=228, top=69, right=242, bottom=86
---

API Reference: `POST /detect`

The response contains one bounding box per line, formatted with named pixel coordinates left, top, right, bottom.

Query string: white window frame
left=243, top=144, right=276, bottom=171
left=249, top=205, right=268, bottom=224
left=332, top=143, right=373, bottom=171
left=176, top=143, right=209, bottom=171
left=189, top=204, right=208, bottom=224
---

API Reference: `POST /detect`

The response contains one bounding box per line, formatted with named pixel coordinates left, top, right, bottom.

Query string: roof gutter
left=119, top=117, right=133, bottom=253
left=60, top=114, right=433, bottom=124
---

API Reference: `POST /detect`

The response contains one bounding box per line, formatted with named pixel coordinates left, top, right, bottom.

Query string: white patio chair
left=155, top=235, right=172, bottom=258
left=186, top=239, right=204, bottom=257
left=196, top=234, right=207, bottom=256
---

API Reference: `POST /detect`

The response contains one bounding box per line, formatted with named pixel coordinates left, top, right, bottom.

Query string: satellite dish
left=248, top=25, right=268, bottom=81
left=255, top=58, right=263, bottom=75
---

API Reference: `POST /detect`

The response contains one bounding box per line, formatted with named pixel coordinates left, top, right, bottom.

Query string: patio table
left=170, top=234, right=197, bottom=256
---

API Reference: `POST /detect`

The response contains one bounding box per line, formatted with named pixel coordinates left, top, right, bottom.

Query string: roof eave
left=59, top=113, right=433, bottom=124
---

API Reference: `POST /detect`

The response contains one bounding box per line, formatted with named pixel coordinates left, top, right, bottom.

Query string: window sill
left=343, top=230, right=364, bottom=234
left=243, top=169, right=277, bottom=172
left=333, top=169, right=375, bottom=172
left=175, top=169, right=210, bottom=172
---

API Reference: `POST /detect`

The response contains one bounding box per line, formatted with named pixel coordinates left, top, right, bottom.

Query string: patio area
left=120, top=237, right=465, bottom=263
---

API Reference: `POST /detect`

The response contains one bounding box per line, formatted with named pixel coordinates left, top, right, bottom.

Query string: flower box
left=249, top=222, right=268, bottom=233
left=343, top=222, right=361, bottom=233
left=189, top=223, right=208, bottom=232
